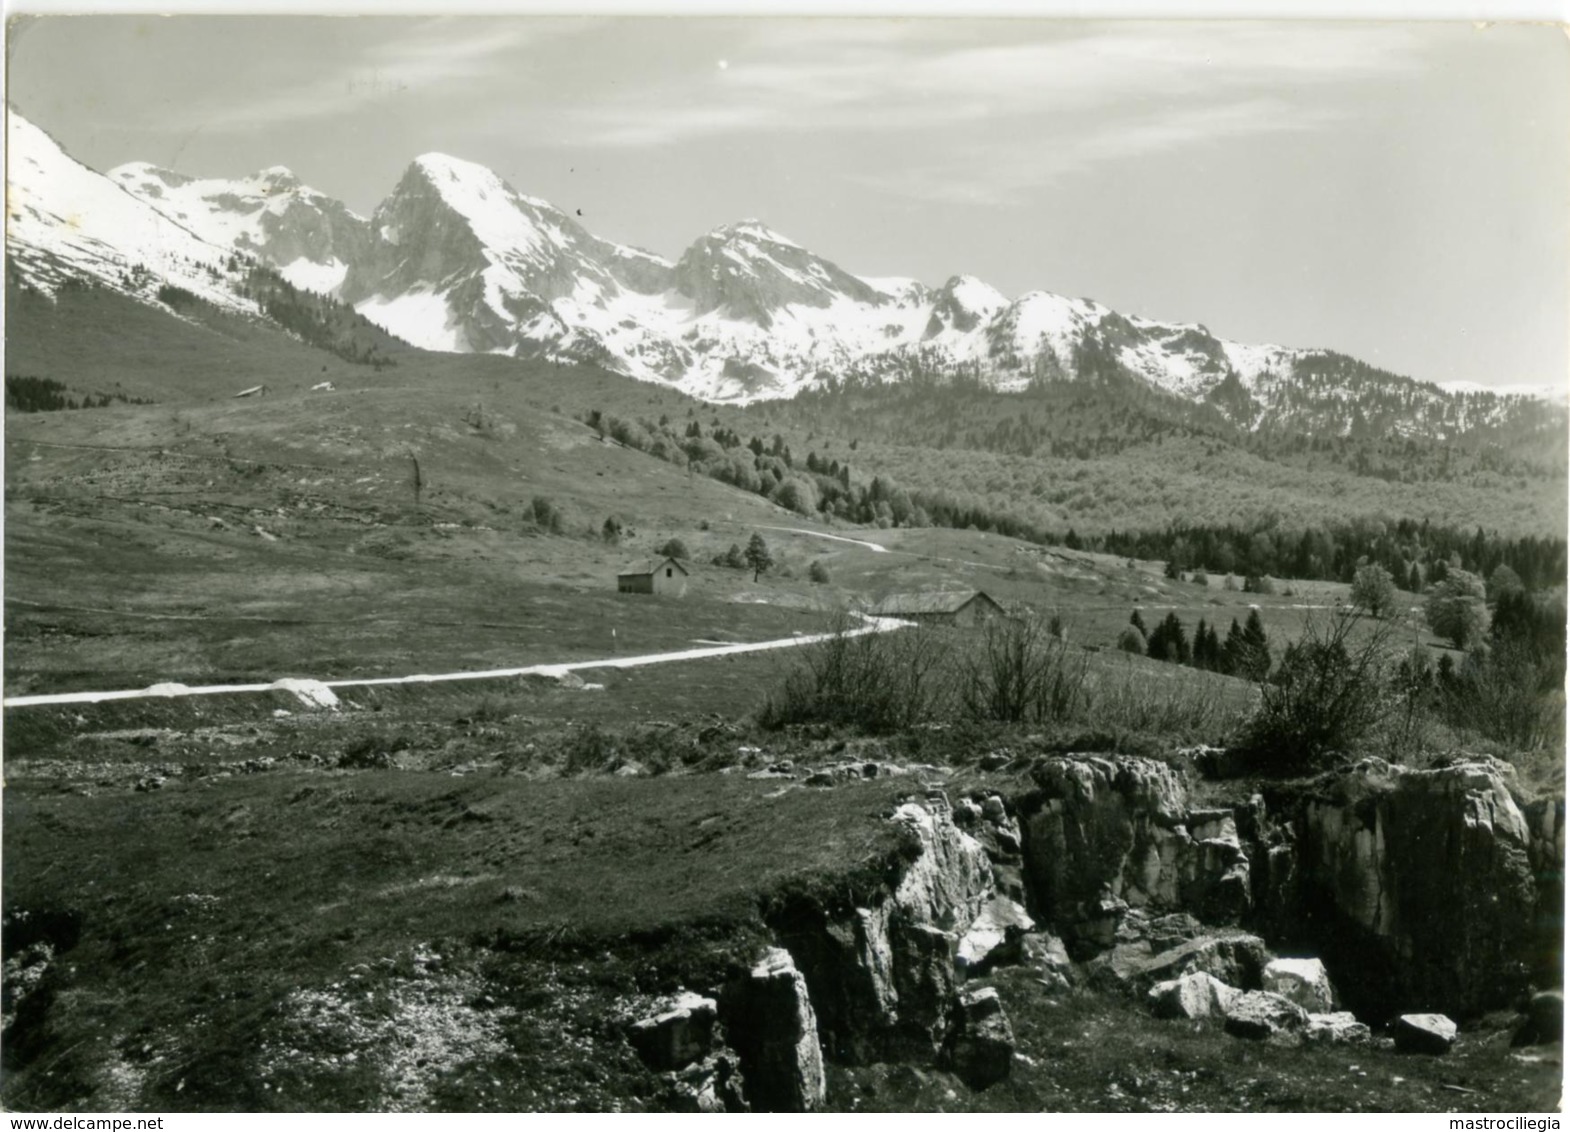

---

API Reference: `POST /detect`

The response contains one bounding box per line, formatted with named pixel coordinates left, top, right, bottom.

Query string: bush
left=714, top=544, right=747, bottom=570
left=529, top=496, right=565, bottom=535
left=656, top=538, right=690, bottom=560
left=808, top=560, right=831, bottom=584
left=1116, top=626, right=1147, bottom=654
left=760, top=617, right=950, bottom=733
left=601, top=517, right=623, bottom=545
left=1241, top=607, right=1394, bottom=767
left=959, top=613, right=1088, bottom=725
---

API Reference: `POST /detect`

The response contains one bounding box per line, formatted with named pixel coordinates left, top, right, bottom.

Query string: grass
left=1, top=767, right=913, bottom=1111
left=828, top=970, right=1562, bottom=1113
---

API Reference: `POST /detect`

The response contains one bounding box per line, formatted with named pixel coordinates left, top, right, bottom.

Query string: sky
left=6, top=14, right=1568, bottom=389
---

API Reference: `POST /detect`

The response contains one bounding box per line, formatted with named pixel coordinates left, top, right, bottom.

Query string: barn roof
left=868, top=590, right=1000, bottom=616
left=617, top=556, right=690, bottom=578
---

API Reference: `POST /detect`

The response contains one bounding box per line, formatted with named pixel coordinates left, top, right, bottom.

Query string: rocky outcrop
left=770, top=795, right=993, bottom=1063
left=1020, top=757, right=1250, bottom=953
left=1294, top=758, right=1537, bottom=1018
left=721, top=948, right=825, bottom=1112
left=1393, top=1013, right=1457, bottom=1055
left=941, top=986, right=1015, bottom=1090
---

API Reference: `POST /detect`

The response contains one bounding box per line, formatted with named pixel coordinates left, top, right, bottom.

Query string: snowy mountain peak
left=6, top=111, right=253, bottom=313
left=711, top=219, right=803, bottom=250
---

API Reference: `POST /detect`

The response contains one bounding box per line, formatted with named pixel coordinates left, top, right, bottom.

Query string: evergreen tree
left=1130, top=609, right=1148, bottom=638
left=1234, top=609, right=1272, bottom=680
left=1221, top=618, right=1247, bottom=676
left=745, top=533, right=774, bottom=582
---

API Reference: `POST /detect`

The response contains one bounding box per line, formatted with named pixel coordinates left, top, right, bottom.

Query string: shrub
left=959, top=613, right=1088, bottom=725
left=601, top=517, right=623, bottom=545
left=656, top=538, right=690, bottom=560
left=760, top=617, right=950, bottom=733
left=1116, top=626, right=1147, bottom=654
left=714, top=544, right=747, bottom=570
left=808, top=560, right=831, bottom=584
left=1241, top=607, right=1394, bottom=767
left=529, top=496, right=565, bottom=535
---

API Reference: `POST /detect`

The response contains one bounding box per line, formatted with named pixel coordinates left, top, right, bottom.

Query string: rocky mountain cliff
left=107, top=161, right=371, bottom=295
left=8, top=110, right=1562, bottom=440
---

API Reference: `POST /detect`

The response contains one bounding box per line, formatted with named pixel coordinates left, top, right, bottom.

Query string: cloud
left=847, top=97, right=1344, bottom=206
left=158, top=18, right=554, bottom=132
left=560, top=21, right=1428, bottom=185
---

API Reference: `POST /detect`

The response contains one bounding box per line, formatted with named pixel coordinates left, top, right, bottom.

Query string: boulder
left=721, top=948, right=826, bottom=1112
left=1263, top=957, right=1336, bottom=1013
left=1223, top=991, right=1310, bottom=1043
left=1298, top=758, right=1537, bottom=1018
left=943, top=986, right=1015, bottom=1090
left=1148, top=972, right=1241, bottom=1021
left=957, top=896, right=1035, bottom=975
left=1393, top=1012, right=1457, bottom=1055
left=1514, top=990, right=1564, bottom=1046
left=1305, top=1011, right=1370, bottom=1045
left=1088, top=930, right=1271, bottom=997
left=628, top=991, right=717, bottom=1071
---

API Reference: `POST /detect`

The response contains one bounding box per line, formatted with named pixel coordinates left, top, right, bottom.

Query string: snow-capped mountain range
left=6, top=110, right=1563, bottom=433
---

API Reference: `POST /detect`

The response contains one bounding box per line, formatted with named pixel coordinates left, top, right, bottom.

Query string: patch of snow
left=357, top=289, right=464, bottom=352
left=279, top=256, right=348, bottom=295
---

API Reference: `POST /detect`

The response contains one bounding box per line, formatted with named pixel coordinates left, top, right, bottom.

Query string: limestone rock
left=1022, top=756, right=1251, bottom=945
left=1299, top=757, right=1537, bottom=1018
left=1148, top=972, right=1241, bottom=1021
left=1223, top=991, right=1310, bottom=1043
left=889, top=800, right=995, bottom=931
left=1021, top=931, right=1077, bottom=990
left=1263, top=957, right=1336, bottom=1013
left=943, top=986, right=1015, bottom=1090
left=1306, top=1011, right=1370, bottom=1045
left=628, top=991, right=717, bottom=1071
left=1393, top=1012, right=1457, bottom=1055
left=664, top=1051, right=748, bottom=1112
left=721, top=948, right=826, bottom=1112
left=1088, top=930, right=1271, bottom=996
left=957, top=896, right=1035, bottom=975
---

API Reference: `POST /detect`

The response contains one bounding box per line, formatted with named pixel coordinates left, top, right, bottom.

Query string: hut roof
left=617, top=556, right=690, bottom=578
left=868, top=590, right=999, bottom=616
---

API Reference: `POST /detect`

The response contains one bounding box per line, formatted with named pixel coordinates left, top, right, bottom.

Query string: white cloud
left=159, top=19, right=551, bottom=132
left=561, top=21, right=1427, bottom=173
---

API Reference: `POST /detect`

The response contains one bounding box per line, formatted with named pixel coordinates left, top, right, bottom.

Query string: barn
left=617, top=556, right=690, bottom=596
left=867, top=590, right=1005, bottom=626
